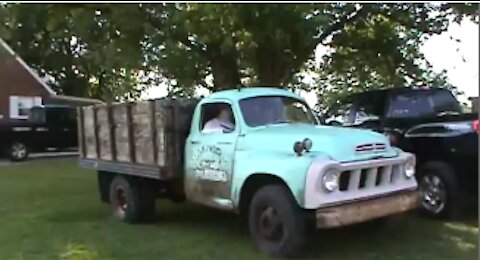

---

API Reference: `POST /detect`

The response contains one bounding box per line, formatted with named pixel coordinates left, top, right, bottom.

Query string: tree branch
left=143, top=11, right=207, bottom=55
left=316, top=6, right=372, bottom=45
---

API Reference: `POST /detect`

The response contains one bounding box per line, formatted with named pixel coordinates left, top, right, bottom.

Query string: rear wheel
left=109, top=175, right=156, bottom=223
left=248, top=185, right=306, bottom=258
left=419, top=162, right=460, bottom=219
left=9, top=142, right=28, bottom=161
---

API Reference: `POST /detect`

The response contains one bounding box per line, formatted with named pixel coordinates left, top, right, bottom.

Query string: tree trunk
left=255, top=43, right=289, bottom=86
left=209, top=45, right=241, bottom=91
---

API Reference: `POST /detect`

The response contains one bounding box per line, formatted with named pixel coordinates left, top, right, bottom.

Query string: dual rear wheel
left=109, top=175, right=156, bottom=223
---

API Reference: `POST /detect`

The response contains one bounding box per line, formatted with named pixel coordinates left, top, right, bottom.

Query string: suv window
left=387, top=90, right=461, bottom=118
left=339, top=95, right=382, bottom=125
left=45, top=108, right=77, bottom=126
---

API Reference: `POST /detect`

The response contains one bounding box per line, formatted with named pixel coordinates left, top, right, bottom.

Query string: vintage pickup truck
left=324, top=87, right=478, bottom=219
left=78, top=87, right=419, bottom=257
left=0, top=105, right=78, bottom=161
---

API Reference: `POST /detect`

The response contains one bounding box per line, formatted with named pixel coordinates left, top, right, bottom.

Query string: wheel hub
left=116, top=187, right=128, bottom=213
left=12, top=143, right=26, bottom=159
left=258, top=207, right=283, bottom=242
left=420, top=174, right=446, bottom=214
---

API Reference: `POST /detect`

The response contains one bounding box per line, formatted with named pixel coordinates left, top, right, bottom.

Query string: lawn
left=0, top=158, right=477, bottom=260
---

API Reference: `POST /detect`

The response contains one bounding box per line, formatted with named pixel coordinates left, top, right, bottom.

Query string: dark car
left=0, top=105, right=78, bottom=161
left=325, top=87, right=478, bottom=218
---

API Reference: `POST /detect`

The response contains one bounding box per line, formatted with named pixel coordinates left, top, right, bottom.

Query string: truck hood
left=239, top=124, right=397, bottom=162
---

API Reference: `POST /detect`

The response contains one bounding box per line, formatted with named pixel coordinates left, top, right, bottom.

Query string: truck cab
left=79, top=87, right=419, bottom=257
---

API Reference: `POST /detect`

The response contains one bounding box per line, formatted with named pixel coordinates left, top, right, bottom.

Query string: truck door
left=45, top=107, right=78, bottom=149
left=184, top=100, right=238, bottom=210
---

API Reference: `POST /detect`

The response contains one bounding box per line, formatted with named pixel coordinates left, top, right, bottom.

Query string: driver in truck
left=202, top=103, right=235, bottom=133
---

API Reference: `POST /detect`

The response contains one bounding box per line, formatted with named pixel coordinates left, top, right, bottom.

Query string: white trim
left=0, top=38, right=55, bottom=95
left=9, top=95, right=43, bottom=120
left=49, top=95, right=104, bottom=104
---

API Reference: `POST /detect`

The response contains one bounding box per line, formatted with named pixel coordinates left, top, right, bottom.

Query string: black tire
left=418, top=162, right=460, bottom=219
left=248, top=184, right=306, bottom=258
left=9, top=142, right=28, bottom=162
left=109, top=175, right=156, bottom=223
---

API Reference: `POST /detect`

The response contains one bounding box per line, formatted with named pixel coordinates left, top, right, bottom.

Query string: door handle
left=218, top=141, right=232, bottom=145
left=190, top=140, right=200, bottom=144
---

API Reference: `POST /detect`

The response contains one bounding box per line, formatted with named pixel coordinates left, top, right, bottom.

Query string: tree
left=1, top=3, right=477, bottom=102
left=312, top=3, right=478, bottom=111
left=0, top=4, right=152, bottom=101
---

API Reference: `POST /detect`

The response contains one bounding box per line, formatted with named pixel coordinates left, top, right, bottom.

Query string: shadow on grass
left=44, top=199, right=478, bottom=259
left=46, top=206, right=109, bottom=223
left=150, top=202, right=478, bottom=259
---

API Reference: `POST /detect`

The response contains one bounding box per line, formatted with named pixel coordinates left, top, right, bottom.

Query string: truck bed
left=78, top=98, right=198, bottom=179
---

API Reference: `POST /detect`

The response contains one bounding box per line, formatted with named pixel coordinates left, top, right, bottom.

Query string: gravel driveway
left=0, top=151, right=78, bottom=166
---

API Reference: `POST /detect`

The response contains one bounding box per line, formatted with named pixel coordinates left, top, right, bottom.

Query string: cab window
left=199, top=102, right=236, bottom=133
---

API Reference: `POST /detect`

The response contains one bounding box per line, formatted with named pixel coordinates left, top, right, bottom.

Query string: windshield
left=387, top=90, right=462, bottom=118
left=239, top=96, right=318, bottom=127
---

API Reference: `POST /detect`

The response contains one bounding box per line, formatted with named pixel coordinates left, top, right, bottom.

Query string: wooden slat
left=93, top=106, right=100, bottom=159
left=173, top=101, right=180, bottom=169
left=150, top=100, right=158, bottom=165
left=107, top=104, right=117, bottom=161
left=77, top=107, right=86, bottom=158
left=113, top=105, right=129, bottom=162
left=126, top=103, right=136, bottom=163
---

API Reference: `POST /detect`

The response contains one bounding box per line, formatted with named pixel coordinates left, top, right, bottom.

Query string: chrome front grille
left=355, top=143, right=387, bottom=154
left=304, top=151, right=417, bottom=209
left=338, top=163, right=403, bottom=192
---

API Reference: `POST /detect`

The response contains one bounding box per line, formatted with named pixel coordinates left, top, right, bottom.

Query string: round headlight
left=405, top=159, right=415, bottom=178
left=303, top=138, right=313, bottom=152
left=322, top=169, right=339, bottom=192
left=293, top=141, right=304, bottom=155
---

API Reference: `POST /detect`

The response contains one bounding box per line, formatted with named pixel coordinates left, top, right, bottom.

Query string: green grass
left=0, top=158, right=477, bottom=260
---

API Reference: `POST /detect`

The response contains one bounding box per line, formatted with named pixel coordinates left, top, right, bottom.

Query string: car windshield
left=239, top=96, right=318, bottom=127
left=387, top=90, right=462, bottom=118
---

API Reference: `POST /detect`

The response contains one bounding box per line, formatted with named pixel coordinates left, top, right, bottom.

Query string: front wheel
left=9, top=142, right=28, bottom=161
left=419, top=162, right=460, bottom=219
left=248, top=185, right=306, bottom=258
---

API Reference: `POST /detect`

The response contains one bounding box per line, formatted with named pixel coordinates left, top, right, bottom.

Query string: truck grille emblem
left=355, top=143, right=386, bottom=154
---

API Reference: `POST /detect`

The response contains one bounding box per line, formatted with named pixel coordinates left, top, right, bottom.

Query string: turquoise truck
left=78, top=87, right=419, bottom=257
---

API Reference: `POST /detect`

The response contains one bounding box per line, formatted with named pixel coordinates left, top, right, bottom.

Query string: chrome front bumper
left=315, top=190, right=420, bottom=228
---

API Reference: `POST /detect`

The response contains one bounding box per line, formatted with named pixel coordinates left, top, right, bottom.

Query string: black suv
left=325, top=87, right=478, bottom=218
left=0, top=105, right=78, bottom=161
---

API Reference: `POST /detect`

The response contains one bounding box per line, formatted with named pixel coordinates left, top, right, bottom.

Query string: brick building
left=0, top=38, right=101, bottom=122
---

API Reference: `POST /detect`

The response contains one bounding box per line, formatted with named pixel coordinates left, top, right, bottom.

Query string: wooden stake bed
left=77, top=98, right=198, bottom=180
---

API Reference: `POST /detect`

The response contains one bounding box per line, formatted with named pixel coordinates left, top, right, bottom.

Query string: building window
left=9, top=96, right=42, bottom=119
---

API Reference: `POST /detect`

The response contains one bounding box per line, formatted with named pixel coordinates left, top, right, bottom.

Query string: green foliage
left=0, top=4, right=148, bottom=101
left=312, top=3, right=476, bottom=111
left=0, top=3, right=477, bottom=104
